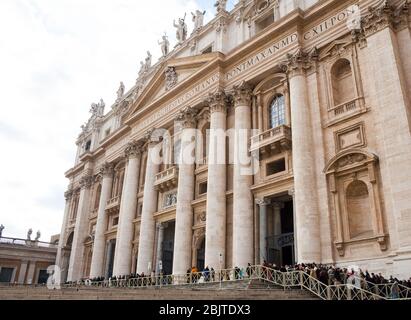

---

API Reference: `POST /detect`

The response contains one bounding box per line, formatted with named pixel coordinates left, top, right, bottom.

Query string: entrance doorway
left=162, top=221, right=175, bottom=275
left=105, top=239, right=116, bottom=278
left=197, top=238, right=205, bottom=271
left=265, top=197, right=295, bottom=267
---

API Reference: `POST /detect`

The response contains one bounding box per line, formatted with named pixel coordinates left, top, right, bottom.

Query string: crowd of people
left=65, top=262, right=411, bottom=293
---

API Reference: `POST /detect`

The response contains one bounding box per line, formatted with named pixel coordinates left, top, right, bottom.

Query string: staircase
left=0, top=280, right=317, bottom=300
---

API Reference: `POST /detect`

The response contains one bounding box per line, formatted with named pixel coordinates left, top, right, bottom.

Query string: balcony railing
left=154, top=166, right=179, bottom=192
left=0, top=237, right=58, bottom=249
left=196, top=157, right=208, bottom=169
left=106, top=195, right=121, bottom=211
left=250, top=125, right=292, bottom=154
left=327, top=98, right=366, bottom=125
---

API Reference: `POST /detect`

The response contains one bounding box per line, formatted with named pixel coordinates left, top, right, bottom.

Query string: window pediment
left=324, top=149, right=378, bottom=174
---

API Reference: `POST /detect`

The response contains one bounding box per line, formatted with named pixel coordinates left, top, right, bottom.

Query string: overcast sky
left=0, top=0, right=236, bottom=241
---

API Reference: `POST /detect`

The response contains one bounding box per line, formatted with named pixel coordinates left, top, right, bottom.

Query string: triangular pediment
left=127, top=52, right=220, bottom=119
left=319, top=38, right=352, bottom=60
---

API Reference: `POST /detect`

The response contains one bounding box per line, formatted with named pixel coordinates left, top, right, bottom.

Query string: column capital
left=175, top=107, right=198, bottom=129
left=255, top=198, right=270, bottom=206
left=100, top=162, right=115, bottom=178
left=205, top=90, right=229, bottom=114
left=79, top=174, right=94, bottom=189
left=64, top=189, right=74, bottom=201
left=125, top=140, right=144, bottom=159
left=232, top=81, right=253, bottom=107
left=280, top=48, right=318, bottom=78
left=144, top=129, right=163, bottom=147
left=361, top=1, right=409, bottom=37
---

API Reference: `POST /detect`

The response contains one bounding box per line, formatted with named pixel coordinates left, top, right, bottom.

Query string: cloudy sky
left=0, top=0, right=236, bottom=241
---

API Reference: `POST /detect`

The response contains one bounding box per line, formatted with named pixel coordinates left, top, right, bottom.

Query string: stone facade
left=57, top=0, right=411, bottom=282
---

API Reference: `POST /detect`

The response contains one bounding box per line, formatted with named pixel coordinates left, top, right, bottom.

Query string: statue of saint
left=173, top=15, right=187, bottom=44
left=214, top=0, right=227, bottom=13
left=116, top=82, right=125, bottom=101
left=27, top=228, right=33, bottom=241
left=192, top=10, right=206, bottom=32
left=144, top=51, right=152, bottom=71
left=35, top=231, right=41, bottom=241
left=158, top=34, right=170, bottom=57
left=0, top=224, right=4, bottom=238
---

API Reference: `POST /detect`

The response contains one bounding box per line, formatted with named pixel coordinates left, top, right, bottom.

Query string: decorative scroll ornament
left=232, top=81, right=253, bottom=107
left=280, top=47, right=319, bottom=78
left=205, top=90, right=230, bottom=114
left=165, top=67, right=178, bottom=91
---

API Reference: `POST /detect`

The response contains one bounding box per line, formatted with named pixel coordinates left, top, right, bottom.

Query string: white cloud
left=0, top=0, right=226, bottom=241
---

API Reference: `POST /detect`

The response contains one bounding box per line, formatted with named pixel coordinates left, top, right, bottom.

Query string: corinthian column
left=173, top=108, right=197, bottom=276
left=205, top=91, right=228, bottom=269
left=113, top=141, right=143, bottom=276
left=282, top=49, right=321, bottom=262
left=67, top=172, right=94, bottom=282
left=256, top=199, right=269, bottom=264
left=89, top=162, right=114, bottom=278
left=232, top=82, right=254, bottom=268
left=56, top=188, right=73, bottom=279
left=137, top=136, right=161, bottom=274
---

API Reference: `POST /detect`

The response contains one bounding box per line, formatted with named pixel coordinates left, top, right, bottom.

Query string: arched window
left=270, top=95, right=286, bottom=129
left=346, top=180, right=373, bottom=239
left=331, top=59, right=355, bottom=106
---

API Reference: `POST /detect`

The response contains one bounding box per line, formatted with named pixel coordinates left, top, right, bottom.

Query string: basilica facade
left=56, top=0, right=411, bottom=282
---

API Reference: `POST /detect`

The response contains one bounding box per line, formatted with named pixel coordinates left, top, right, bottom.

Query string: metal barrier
left=61, top=266, right=411, bottom=300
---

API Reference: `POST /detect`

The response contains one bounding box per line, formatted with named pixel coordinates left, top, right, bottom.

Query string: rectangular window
left=112, top=217, right=119, bottom=226
left=199, top=182, right=208, bottom=195
left=85, top=140, right=92, bottom=151
left=37, top=270, right=49, bottom=284
left=266, top=159, right=286, bottom=176
left=0, top=267, right=14, bottom=283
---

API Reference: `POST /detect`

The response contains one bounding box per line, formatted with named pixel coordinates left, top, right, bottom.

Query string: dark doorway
left=162, top=221, right=175, bottom=275
left=106, top=239, right=116, bottom=278
left=38, top=270, right=49, bottom=284
left=197, top=238, right=205, bottom=271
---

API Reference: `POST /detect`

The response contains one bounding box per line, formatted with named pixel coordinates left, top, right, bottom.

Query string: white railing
left=250, top=125, right=292, bottom=152
left=329, top=98, right=361, bottom=118
left=106, top=196, right=121, bottom=208
left=63, top=266, right=411, bottom=300
left=0, top=237, right=57, bottom=249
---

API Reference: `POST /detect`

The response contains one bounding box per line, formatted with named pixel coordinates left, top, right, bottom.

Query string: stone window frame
left=196, top=178, right=208, bottom=198
left=319, top=37, right=367, bottom=127
left=261, top=82, right=290, bottom=132
left=324, top=149, right=387, bottom=257
left=334, top=121, right=367, bottom=153
left=262, top=153, right=289, bottom=180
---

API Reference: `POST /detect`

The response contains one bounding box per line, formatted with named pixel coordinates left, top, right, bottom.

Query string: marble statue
left=90, top=99, right=105, bottom=118
left=215, top=0, right=228, bottom=13
left=27, top=228, right=33, bottom=241
left=173, top=15, right=188, bottom=44
left=35, top=230, right=41, bottom=241
left=117, top=82, right=125, bottom=101
left=158, top=34, right=170, bottom=57
left=192, top=10, right=206, bottom=32
left=0, top=224, right=4, bottom=238
left=145, top=51, right=152, bottom=71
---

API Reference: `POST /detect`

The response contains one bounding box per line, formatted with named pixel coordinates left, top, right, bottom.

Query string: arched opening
left=269, top=95, right=286, bottom=129
left=346, top=180, right=373, bottom=239
left=331, top=59, right=355, bottom=106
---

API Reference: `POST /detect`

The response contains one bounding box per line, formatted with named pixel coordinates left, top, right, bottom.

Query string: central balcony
left=106, top=195, right=121, bottom=212
left=154, top=166, right=179, bottom=192
left=250, top=125, right=292, bottom=155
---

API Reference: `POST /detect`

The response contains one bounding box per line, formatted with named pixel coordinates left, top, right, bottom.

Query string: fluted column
left=232, top=82, right=254, bottom=268
left=256, top=199, right=269, bottom=264
left=282, top=49, right=321, bottom=263
left=156, top=223, right=165, bottom=274
left=113, top=141, right=143, bottom=276
left=173, top=108, right=197, bottom=275
left=89, top=162, right=114, bottom=278
left=56, top=188, right=73, bottom=277
left=137, top=137, right=161, bottom=274
left=205, top=91, right=228, bottom=269
left=67, top=172, right=94, bottom=282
